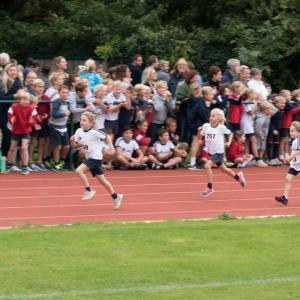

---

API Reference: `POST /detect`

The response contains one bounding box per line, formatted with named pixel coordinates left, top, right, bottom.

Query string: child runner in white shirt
left=275, top=121, right=300, bottom=205
left=71, top=111, right=123, bottom=208
left=201, top=108, right=246, bottom=196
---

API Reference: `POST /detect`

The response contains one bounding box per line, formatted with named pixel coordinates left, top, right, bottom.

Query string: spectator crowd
left=0, top=52, right=299, bottom=175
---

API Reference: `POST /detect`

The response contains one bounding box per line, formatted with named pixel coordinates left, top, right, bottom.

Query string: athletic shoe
left=52, top=163, right=63, bottom=171
left=274, top=195, right=288, bottom=205
left=36, top=162, right=46, bottom=171
left=254, top=159, right=268, bottom=168
left=202, top=187, right=214, bottom=196
left=44, top=160, right=53, bottom=169
left=9, top=165, right=22, bottom=172
left=81, top=189, right=96, bottom=201
left=188, top=164, right=198, bottom=170
left=113, top=194, right=123, bottom=209
left=29, top=162, right=41, bottom=171
left=21, top=167, right=30, bottom=175
left=237, top=171, right=246, bottom=187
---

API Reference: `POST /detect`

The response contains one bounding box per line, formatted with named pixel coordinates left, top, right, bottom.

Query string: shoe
left=254, top=159, right=268, bottom=168
left=52, top=163, right=62, bottom=171
left=274, top=158, right=283, bottom=165
left=44, top=160, right=53, bottom=169
left=9, top=165, right=22, bottom=172
left=237, top=171, right=246, bottom=187
left=21, top=167, right=30, bottom=175
left=225, top=161, right=235, bottom=167
left=81, top=189, right=96, bottom=201
left=36, top=162, right=46, bottom=171
left=113, top=194, right=123, bottom=209
left=202, top=187, right=214, bottom=196
left=274, top=195, right=288, bottom=205
left=29, top=162, right=41, bottom=171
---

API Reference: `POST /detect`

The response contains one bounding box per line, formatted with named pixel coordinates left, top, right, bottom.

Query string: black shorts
left=11, top=133, right=31, bottom=142
left=280, top=128, right=290, bottom=138
left=245, top=133, right=255, bottom=138
left=49, top=127, right=69, bottom=147
left=288, top=167, right=300, bottom=176
left=39, top=125, right=50, bottom=138
left=83, top=158, right=104, bottom=177
left=211, top=153, right=224, bottom=166
left=228, top=123, right=240, bottom=132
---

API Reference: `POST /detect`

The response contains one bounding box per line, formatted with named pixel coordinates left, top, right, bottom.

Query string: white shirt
left=247, top=79, right=269, bottom=100
left=290, top=137, right=300, bottom=171
left=201, top=123, right=231, bottom=154
left=153, top=140, right=175, bottom=156
left=240, top=103, right=255, bottom=134
left=74, top=128, right=107, bottom=160
left=115, top=137, right=140, bottom=157
left=104, top=92, right=127, bottom=121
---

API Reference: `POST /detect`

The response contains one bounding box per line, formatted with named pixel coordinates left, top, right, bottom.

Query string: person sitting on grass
left=115, top=126, right=148, bottom=169
left=148, top=128, right=183, bottom=169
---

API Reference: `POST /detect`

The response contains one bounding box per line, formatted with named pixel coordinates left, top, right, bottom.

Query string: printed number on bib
left=206, top=133, right=216, bottom=140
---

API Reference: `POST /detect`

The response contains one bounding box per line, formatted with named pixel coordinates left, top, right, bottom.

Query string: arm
left=224, top=133, right=233, bottom=148
left=51, top=100, right=67, bottom=118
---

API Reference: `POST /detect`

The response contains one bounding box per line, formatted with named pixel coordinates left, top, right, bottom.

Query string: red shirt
left=228, top=93, right=244, bottom=123
left=37, top=95, right=50, bottom=127
left=8, top=103, right=37, bottom=134
left=133, top=129, right=151, bottom=146
left=281, top=106, right=300, bottom=129
left=227, top=140, right=244, bottom=161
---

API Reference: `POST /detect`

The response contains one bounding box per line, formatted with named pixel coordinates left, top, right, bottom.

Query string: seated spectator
left=133, top=120, right=151, bottom=154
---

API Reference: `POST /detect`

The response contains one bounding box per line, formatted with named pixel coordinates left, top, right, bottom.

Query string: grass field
left=1, top=217, right=300, bottom=300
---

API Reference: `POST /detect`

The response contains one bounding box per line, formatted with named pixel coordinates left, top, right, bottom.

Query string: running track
left=0, top=166, right=299, bottom=228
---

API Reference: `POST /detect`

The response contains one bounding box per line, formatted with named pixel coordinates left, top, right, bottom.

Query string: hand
left=85, top=105, right=93, bottom=112
left=34, top=124, right=42, bottom=131
left=65, top=110, right=70, bottom=116
left=224, top=142, right=231, bottom=148
left=273, top=130, right=278, bottom=135
left=11, top=116, right=16, bottom=124
left=42, top=113, right=48, bottom=120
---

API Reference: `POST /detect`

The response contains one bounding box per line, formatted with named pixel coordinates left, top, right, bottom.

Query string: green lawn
left=0, top=217, right=300, bottom=300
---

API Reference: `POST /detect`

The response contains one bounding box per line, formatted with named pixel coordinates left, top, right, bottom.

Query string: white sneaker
left=21, top=167, right=30, bottom=175
left=237, top=171, right=246, bottom=188
left=113, top=194, right=123, bottom=209
left=81, top=189, right=96, bottom=201
left=10, top=165, right=22, bottom=172
left=255, top=159, right=268, bottom=168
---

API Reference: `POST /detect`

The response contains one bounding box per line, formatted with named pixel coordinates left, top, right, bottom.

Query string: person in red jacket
left=227, top=131, right=253, bottom=168
left=133, top=120, right=151, bottom=154
left=6, top=90, right=38, bottom=175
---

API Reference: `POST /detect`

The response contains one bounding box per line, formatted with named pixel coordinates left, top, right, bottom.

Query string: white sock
left=190, top=157, right=196, bottom=165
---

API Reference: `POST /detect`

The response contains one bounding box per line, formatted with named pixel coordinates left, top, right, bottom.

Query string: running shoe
left=202, top=187, right=214, bottom=196
left=274, top=195, right=288, bottom=205
left=21, top=167, right=30, bottom=175
left=82, top=189, right=96, bottom=201
left=113, top=194, right=123, bottom=209
left=237, top=171, right=246, bottom=187
left=9, top=165, right=22, bottom=172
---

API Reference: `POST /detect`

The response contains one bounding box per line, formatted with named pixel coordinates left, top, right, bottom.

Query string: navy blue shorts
left=280, top=128, right=290, bottom=138
left=11, top=133, right=31, bottom=141
left=228, top=123, right=240, bottom=132
left=49, top=127, right=69, bottom=147
left=211, top=153, right=224, bottom=166
left=83, top=158, right=104, bottom=177
left=288, top=167, right=299, bottom=176
left=104, top=120, right=119, bottom=135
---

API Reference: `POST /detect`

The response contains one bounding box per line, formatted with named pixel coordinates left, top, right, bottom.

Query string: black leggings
left=0, top=109, right=11, bottom=157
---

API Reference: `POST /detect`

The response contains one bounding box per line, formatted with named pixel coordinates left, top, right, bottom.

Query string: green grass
left=1, top=217, right=300, bottom=299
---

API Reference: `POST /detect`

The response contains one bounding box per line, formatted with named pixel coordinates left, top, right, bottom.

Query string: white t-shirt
left=104, top=92, right=127, bottom=121
left=240, top=103, right=255, bottom=134
left=290, top=137, right=300, bottom=171
left=201, top=123, right=231, bottom=154
left=153, top=140, right=175, bottom=156
left=74, top=128, right=107, bottom=160
left=115, top=137, right=140, bottom=157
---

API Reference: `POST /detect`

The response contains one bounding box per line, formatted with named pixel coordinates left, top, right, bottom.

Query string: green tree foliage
left=0, top=0, right=299, bottom=89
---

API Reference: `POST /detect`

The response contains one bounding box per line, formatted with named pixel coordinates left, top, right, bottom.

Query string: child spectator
left=200, top=108, right=245, bottom=196
left=240, top=89, right=267, bottom=167
left=132, top=84, right=148, bottom=123
left=133, top=120, right=151, bottom=154
left=254, top=101, right=276, bottom=163
left=148, top=128, right=183, bottom=169
left=148, top=80, right=173, bottom=144
left=115, top=127, right=148, bottom=169
left=29, top=79, right=51, bottom=170
left=227, top=131, right=253, bottom=168
left=104, top=81, right=128, bottom=140
left=227, top=81, right=246, bottom=132
left=118, top=86, right=133, bottom=136
left=78, top=59, right=102, bottom=92
left=214, top=83, right=230, bottom=115
left=45, top=72, right=64, bottom=101
left=6, top=91, right=38, bottom=175
left=48, top=85, right=70, bottom=171
left=292, top=89, right=300, bottom=122
left=91, top=84, right=108, bottom=130
left=267, top=96, right=286, bottom=165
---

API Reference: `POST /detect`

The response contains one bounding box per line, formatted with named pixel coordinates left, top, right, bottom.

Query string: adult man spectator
left=220, top=58, right=240, bottom=84
left=156, top=60, right=170, bottom=82
left=128, top=54, right=143, bottom=86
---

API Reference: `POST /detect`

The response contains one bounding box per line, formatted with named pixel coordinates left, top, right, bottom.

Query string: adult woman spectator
left=114, top=64, right=132, bottom=92
left=0, top=63, right=23, bottom=156
left=238, top=65, right=251, bottom=87
left=142, top=67, right=157, bottom=94
left=51, top=56, right=69, bottom=84
left=203, top=65, right=222, bottom=92
left=168, top=58, right=188, bottom=98
left=248, top=67, right=269, bottom=101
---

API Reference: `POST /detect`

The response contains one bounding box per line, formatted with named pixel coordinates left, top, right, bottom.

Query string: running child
left=201, top=108, right=246, bottom=196
left=275, top=121, right=300, bottom=205
left=71, top=111, right=123, bottom=207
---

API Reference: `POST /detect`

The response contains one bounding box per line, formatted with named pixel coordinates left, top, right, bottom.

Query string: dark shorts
left=210, top=153, right=224, bottom=166
left=49, top=127, right=69, bottom=147
left=83, top=158, right=104, bottom=177
left=104, top=120, right=119, bottom=135
left=39, top=125, right=50, bottom=138
left=245, top=133, right=255, bottom=138
left=11, top=133, right=31, bottom=142
left=280, top=128, right=290, bottom=138
left=288, top=167, right=299, bottom=176
left=228, top=123, right=240, bottom=132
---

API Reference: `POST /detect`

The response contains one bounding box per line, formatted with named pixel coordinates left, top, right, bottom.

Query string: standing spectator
left=157, top=60, right=170, bottom=82
left=0, top=63, right=23, bottom=157
left=128, top=54, right=143, bottom=86
left=24, top=71, right=38, bottom=94
left=115, top=64, right=132, bottom=92
left=220, top=58, right=240, bottom=84
left=78, top=59, right=102, bottom=92
left=39, top=65, right=51, bottom=90
left=51, top=56, right=69, bottom=84
left=142, top=67, right=157, bottom=94
left=0, top=52, right=10, bottom=76
left=238, top=65, right=250, bottom=87
left=147, top=55, right=159, bottom=70
left=247, top=67, right=269, bottom=101
left=168, top=58, right=188, bottom=98
left=203, top=66, right=222, bottom=92
left=91, top=84, right=108, bottom=130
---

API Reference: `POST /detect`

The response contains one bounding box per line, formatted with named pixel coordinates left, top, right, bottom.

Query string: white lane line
left=0, top=196, right=300, bottom=210
left=0, top=206, right=300, bottom=221
left=0, top=276, right=299, bottom=299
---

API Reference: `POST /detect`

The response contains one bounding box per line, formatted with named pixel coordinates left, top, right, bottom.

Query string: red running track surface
left=0, top=167, right=299, bottom=227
